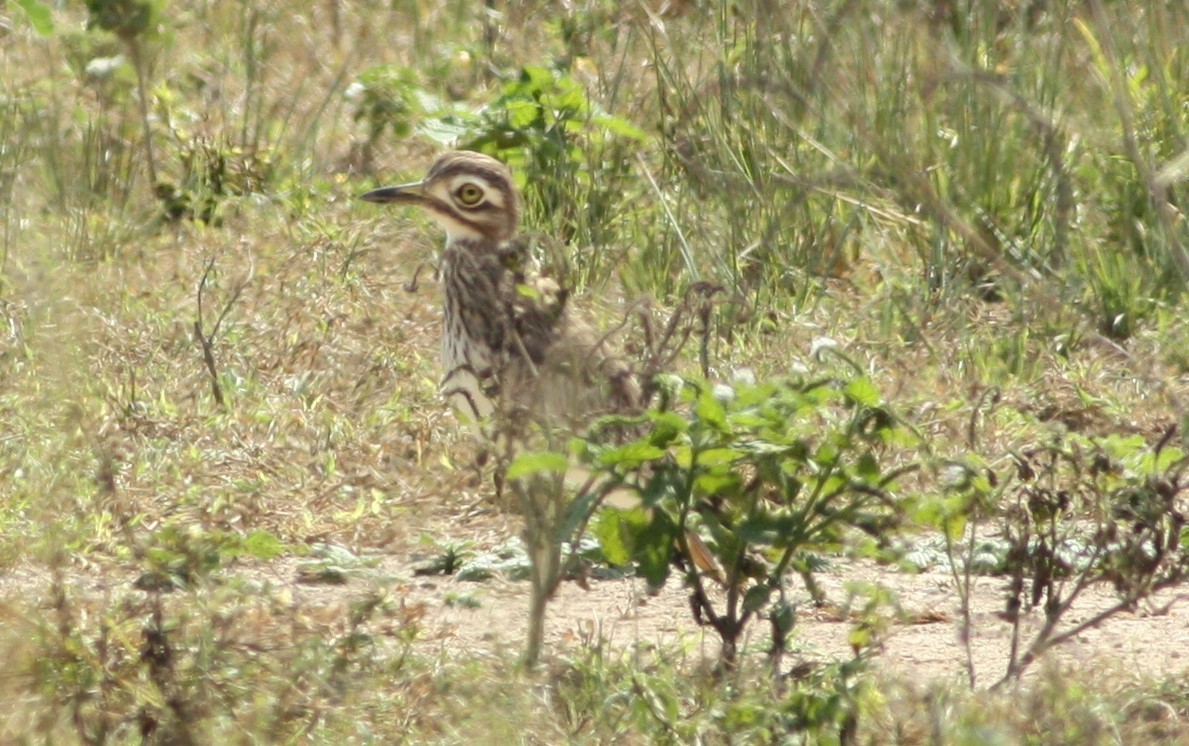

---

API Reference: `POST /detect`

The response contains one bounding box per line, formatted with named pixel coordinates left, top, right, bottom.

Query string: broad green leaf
left=517, top=65, right=553, bottom=89
left=742, top=584, right=771, bottom=615
left=597, top=441, right=665, bottom=469
left=506, top=450, right=568, bottom=480
left=695, top=388, right=728, bottom=430
left=648, top=410, right=689, bottom=443
left=770, top=599, right=795, bottom=636
left=592, top=507, right=647, bottom=566
left=695, top=472, right=741, bottom=497
left=417, top=115, right=473, bottom=145
left=593, top=112, right=649, bottom=141
left=814, top=442, right=840, bottom=467
left=673, top=443, right=694, bottom=469
left=855, top=451, right=880, bottom=479
left=19, top=0, right=54, bottom=35
left=942, top=513, right=968, bottom=540
left=844, top=376, right=881, bottom=407
left=242, top=530, right=286, bottom=560
left=736, top=513, right=785, bottom=547
left=729, top=412, right=769, bottom=430
left=849, top=625, right=872, bottom=652
left=634, top=514, right=677, bottom=587
left=696, top=447, right=738, bottom=467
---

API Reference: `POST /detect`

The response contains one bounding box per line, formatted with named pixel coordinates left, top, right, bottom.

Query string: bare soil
left=7, top=527, right=1187, bottom=687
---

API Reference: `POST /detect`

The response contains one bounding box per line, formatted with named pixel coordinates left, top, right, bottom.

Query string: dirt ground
left=9, top=527, right=1186, bottom=688
left=390, top=555, right=1189, bottom=684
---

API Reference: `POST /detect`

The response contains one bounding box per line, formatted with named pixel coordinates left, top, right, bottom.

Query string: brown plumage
left=361, top=150, right=640, bottom=433
left=362, top=151, right=722, bottom=584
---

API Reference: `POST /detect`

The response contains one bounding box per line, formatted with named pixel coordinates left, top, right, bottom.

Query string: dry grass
left=1, top=0, right=1187, bottom=742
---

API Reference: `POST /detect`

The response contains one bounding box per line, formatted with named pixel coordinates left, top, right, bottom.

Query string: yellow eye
left=456, top=183, right=484, bottom=206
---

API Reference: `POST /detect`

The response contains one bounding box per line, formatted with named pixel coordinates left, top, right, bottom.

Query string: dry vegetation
left=1, top=0, right=1188, bottom=742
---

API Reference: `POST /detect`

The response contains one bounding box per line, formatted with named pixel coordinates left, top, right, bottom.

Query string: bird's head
left=361, top=151, right=519, bottom=244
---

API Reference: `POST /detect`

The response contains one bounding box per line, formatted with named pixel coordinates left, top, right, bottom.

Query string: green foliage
left=17, top=0, right=54, bottom=36
left=1006, top=429, right=1189, bottom=602
left=465, top=65, right=647, bottom=163
left=349, top=65, right=429, bottom=146
left=349, top=62, right=649, bottom=282
left=156, top=135, right=276, bottom=224
left=923, top=422, right=1189, bottom=685
left=641, top=0, right=1187, bottom=330
left=506, top=449, right=569, bottom=480
left=461, top=65, right=649, bottom=272
left=28, top=573, right=418, bottom=744
left=583, top=373, right=911, bottom=669
left=132, top=523, right=289, bottom=591
left=85, top=0, right=160, bottom=41
left=554, top=642, right=871, bottom=743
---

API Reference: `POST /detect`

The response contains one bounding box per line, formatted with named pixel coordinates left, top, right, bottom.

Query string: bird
left=360, top=151, right=722, bottom=587
left=359, top=150, right=641, bottom=437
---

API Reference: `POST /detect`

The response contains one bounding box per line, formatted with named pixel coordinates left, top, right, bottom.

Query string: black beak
left=359, top=180, right=427, bottom=204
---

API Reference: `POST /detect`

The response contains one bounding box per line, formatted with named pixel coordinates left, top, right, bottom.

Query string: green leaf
left=742, top=584, right=771, bottom=615
left=516, top=65, right=554, bottom=90
left=849, top=625, right=872, bottom=652
left=942, top=513, right=968, bottom=540
left=736, top=512, right=786, bottom=547
left=506, top=450, right=568, bottom=480
left=592, top=111, right=649, bottom=141
left=18, top=0, right=54, bottom=36
left=515, top=282, right=540, bottom=299
left=696, top=447, right=738, bottom=467
left=597, top=441, right=666, bottom=469
left=844, top=376, right=881, bottom=407
left=592, top=508, right=640, bottom=566
left=636, top=518, right=674, bottom=587
left=695, top=471, right=741, bottom=497
left=855, top=451, right=880, bottom=479
left=648, top=410, right=689, bottom=444
left=417, top=115, right=472, bottom=146
left=242, top=530, right=286, bottom=560
left=695, top=389, right=728, bottom=430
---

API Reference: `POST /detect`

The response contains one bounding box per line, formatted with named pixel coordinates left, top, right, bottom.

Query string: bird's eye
left=456, top=183, right=484, bottom=206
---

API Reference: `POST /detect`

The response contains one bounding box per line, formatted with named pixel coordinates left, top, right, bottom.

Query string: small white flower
left=712, top=383, right=735, bottom=403
left=85, top=55, right=126, bottom=79
left=941, top=464, right=971, bottom=490
left=730, top=367, right=756, bottom=386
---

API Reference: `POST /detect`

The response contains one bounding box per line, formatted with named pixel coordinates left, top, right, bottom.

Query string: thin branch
left=193, top=255, right=254, bottom=409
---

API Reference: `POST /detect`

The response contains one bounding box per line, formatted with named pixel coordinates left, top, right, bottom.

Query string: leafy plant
left=553, top=640, right=873, bottom=743
left=131, top=523, right=287, bottom=591
left=157, top=135, right=275, bottom=224
left=31, top=564, right=417, bottom=743
left=461, top=65, right=648, bottom=271
left=85, top=0, right=165, bottom=189
left=16, top=0, right=54, bottom=36
left=346, top=64, right=435, bottom=173
left=478, top=286, right=725, bottom=669
left=931, top=422, right=1189, bottom=687
left=350, top=65, right=424, bottom=143
left=581, top=372, right=912, bottom=670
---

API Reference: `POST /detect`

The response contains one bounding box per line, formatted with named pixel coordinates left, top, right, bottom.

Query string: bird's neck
left=442, top=236, right=526, bottom=281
